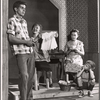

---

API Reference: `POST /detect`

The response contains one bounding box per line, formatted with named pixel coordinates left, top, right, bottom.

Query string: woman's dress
left=64, top=40, right=84, bottom=73
left=32, top=37, right=52, bottom=71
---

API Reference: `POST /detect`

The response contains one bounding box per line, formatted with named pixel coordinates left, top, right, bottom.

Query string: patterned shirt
left=7, top=15, right=33, bottom=55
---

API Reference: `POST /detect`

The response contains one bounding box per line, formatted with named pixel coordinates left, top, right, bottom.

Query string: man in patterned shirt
left=7, top=1, right=35, bottom=100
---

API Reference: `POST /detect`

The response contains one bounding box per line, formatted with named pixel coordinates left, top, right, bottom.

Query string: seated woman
left=64, top=29, right=85, bottom=83
left=31, top=23, right=53, bottom=89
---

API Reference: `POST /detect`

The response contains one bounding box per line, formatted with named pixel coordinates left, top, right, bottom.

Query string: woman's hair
left=70, top=29, right=79, bottom=35
left=13, top=1, right=27, bottom=12
left=67, top=29, right=79, bottom=41
left=31, top=23, right=42, bottom=38
left=31, top=23, right=42, bottom=32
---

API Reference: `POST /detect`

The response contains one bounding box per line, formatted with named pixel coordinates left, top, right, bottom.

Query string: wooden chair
left=34, top=68, right=50, bottom=90
left=34, top=61, right=51, bottom=91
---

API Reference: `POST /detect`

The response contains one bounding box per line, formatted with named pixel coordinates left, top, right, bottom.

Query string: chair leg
left=35, top=70, right=53, bottom=89
left=37, top=71, right=42, bottom=84
left=45, top=71, right=50, bottom=89
left=49, top=71, right=53, bottom=85
left=34, top=68, right=38, bottom=91
left=46, top=78, right=49, bottom=89
left=65, top=73, right=70, bottom=83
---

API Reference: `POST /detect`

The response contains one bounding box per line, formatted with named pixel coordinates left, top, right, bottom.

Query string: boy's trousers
left=16, top=53, right=35, bottom=100
left=77, top=76, right=95, bottom=91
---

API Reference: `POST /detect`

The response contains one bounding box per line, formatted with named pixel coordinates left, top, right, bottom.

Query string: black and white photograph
left=1, top=0, right=99, bottom=100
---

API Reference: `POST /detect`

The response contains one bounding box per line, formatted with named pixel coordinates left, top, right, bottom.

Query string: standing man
left=7, top=1, right=35, bottom=100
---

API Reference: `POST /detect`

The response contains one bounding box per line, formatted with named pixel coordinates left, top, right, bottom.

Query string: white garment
left=41, top=31, right=58, bottom=50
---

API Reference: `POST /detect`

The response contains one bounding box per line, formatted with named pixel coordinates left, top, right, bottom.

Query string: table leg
left=60, top=58, right=65, bottom=80
left=34, top=68, right=38, bottom=91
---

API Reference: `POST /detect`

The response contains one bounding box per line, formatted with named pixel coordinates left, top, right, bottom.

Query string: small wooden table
left=49, top=52, right=66, bottom=80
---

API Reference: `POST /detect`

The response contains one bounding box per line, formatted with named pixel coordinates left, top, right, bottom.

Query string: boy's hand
left=89, top=68, right=92, bottom=71
left=83, top=65, right=89, bottom=71
left=91, top=79, right=95, bottom=83
left=81, top=66, right=85, bottom=72
left=81, top=66, right=84, bottom=70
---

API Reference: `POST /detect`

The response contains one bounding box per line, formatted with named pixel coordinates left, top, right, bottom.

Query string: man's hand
left=25, top=40, right=34, bottom=47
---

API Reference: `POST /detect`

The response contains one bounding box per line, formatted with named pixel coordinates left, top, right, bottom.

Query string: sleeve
left=79, top=41, right=84, bottom=47
left=89, top=70, right=95, bottom=80
left=6, top=19, right=15, bottom=35
left=79, top=41, right=84, bottom=53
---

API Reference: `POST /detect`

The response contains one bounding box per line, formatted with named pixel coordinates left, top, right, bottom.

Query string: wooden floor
left=9, top=81, right=99, bottom=100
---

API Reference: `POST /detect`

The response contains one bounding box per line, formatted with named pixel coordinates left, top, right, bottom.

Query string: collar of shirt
left=13, top=14, right=25, bottom=24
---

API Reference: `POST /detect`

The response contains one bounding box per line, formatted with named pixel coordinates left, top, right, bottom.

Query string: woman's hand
left=66, top=50, right=72, bottom=55
left=74, top=48, right=84, bottom=55
left=74, top=48, right=79, bottom=53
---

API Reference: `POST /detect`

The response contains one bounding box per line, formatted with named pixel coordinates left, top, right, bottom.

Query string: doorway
left=2, top=0, right=67, bottom=100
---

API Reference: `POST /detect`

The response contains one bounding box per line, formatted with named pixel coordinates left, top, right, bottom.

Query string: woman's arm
left=75, top=48, right=84, bottom=55
left=75, top=42, right=85, bottom=56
